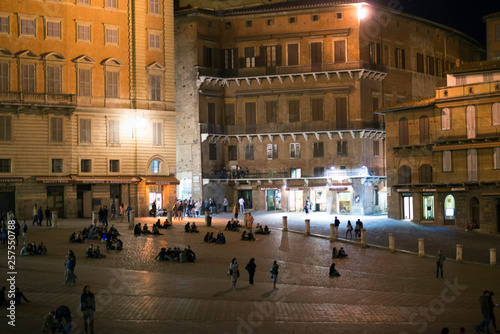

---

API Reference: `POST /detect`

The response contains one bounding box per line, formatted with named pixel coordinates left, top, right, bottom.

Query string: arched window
left=492, top=102, right=500, bottom=126
left=151, top=159, right=160, bottom=173
left=419, top=115, right=429, bottom=144
left=441, top=108, right=450, bottom=130
left=399, top=117, right=408, bottom=146
left=398, top=165, right=411, bottom=184
left=419, top=164, right=433, bottom=183
left=444, top=194, right=455, bottom=220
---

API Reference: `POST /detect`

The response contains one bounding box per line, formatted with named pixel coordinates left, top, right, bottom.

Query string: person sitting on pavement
left=42, top=310, right=58, bottom=334
left=134, top=223, right=141, bottom=235
left=109, top=225, right=119, bottom=239
left=204, top=232, right=211, bottom=243
left=216, top=232, right=226, bottom=244
left=161, top=219, right=172, bottom=228
left=254, top=224, right=263, bottom=234
left=14, top=287, right=30, bottom=305
left=152, top=224, right=163, bottom=235
left=20, top=245, right=29, bottom=256
left=246, top=232, right=255, bottom=241
left=184, top=222, right=191, bottom=233
left=85, top=245, right=94, bottom=258
left=466, top=219, right=478, bottom=231
left=329, top=263, right=340, bottom=278
left=93, top=246, right=105, bottom=258
left=69, top=232, right=84, bottom=243
left=116, top=239, right=123, bottom=250
left=155, top=247, right=167, bottom=261
left=224, top=221, right=232, bottom=231
left=142, top=224, right=151, bottom=234
left=186, top=246, right=196, bottom=262
left=241, top=230, right=247, bottom=240
left=106, top=238, right=116, bottom=250
left=332, top=247, right=338, bottom=259
left=263, top=225, right=271, bottom=234
left=338, top=247, right=348, bottom=259
left=37, top=242, right=47, bottom=255
left=179, top=249, right=187, bottom=263
left=190, top=222, right=199, bottom=233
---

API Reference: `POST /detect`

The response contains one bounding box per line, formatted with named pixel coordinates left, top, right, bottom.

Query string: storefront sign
left=328, top=187, right=349, bottom=191
left=397, top=188, right=410, bottom=192
left=238, top=185, right=254, bottom=190
left=0, top=178, right=24, bottom=183
left=422, top=189, right=437, bottom=192
left=396, top=187, right=467, bottom=193
left=260, top=187, right=280, bottom=190
left=451, top=187, right=466, bottom=192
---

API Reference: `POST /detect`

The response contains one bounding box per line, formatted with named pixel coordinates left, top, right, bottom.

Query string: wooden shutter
left=334, top=40, right=346, bottom=63
left=276, top=45, right=282, bottom=66
left=441, top=108, right=450, bottom=130
left=311, top=42, right=322, bottom=70
left=289, top=100, right=300, bottom=122
left=266, top=101, right=277, bottom=123
left=443, top=151, right=452, bottom=172
left=494, top=147, right=500, bottom=170
left=467, top=149, right=477, bottom=181
left=312, top=98, right=323, bottom=121
left=258, top=46, right=266, bottom=67
left=419, top=116, right=429, bottom=144
left=245, top=102, right=256, bottom=125
left=492, top=103, right=500, bottom=125
left=466, top=105, right=476, bottom=139
left=288, top=44, right=298, bottom=66
left=335, top=97, right=347, bottom=129
left=208, top=103, right=216, bottom=124
left=399, top=117, right=408, bottom=146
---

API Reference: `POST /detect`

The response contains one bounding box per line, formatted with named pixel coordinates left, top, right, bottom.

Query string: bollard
left=389, top=233, right=395, bottom=252
left=360, top=228, right=367, bottom=247
left=490, top=248, right=497, bottom=266
left=305, top=219, right=310, bottom=236
left=418, top=238, right=425, bottom=257
left=167, top=210, right=172, bottom=224
left=129, top=210, right=135, bottom=228
left=330, top=223, right=336, bottom=242
left=91, top=211, right=98, bottom=225
left=243, top=212, right=248, bottom=228
left=456, top=244, right=463, bottom=262
left=334, top=225, right=339, bottom=237
left=205, top=211, right=212, bottom=227
left=282, top=216, right=288, bottom=232
left=51, top=211, right=58, bottom=229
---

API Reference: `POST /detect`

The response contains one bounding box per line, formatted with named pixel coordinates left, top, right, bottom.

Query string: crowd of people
left=20, top=242, right=47, bottom=256
left=207, top=165, right=250, bottom=180
left=155, top=246, right=196, bottom=262
left=254, top=224, right=270, bottom=235
left=203, top=232, right=226, bottom=244
left=225, top=219, right=241, bottom=232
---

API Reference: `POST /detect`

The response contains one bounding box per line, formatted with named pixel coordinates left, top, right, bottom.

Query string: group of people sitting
left=20, top=242, right=47, bottom=256
left=332, top=247, right=348, bottom=259
left=225, top=219, right=241, bottom=232
left=184, top=222, right=199, bottom=233
left=85, top=244, right=106, bottom=259
left=69, top=232, right=85, bottom=243
left=134, top=223, right=163, bottom=235
left=240, top=230, right=255, bottom=241
left=155, top=219, right=172, bottom=229
left=254, top=224, right=271, bottom=235
left=155, top=246, right=196, bottom=262
left=203, top=232, right=226, bottom=244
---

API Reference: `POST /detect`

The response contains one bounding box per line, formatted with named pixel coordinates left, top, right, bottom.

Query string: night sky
left=370, top=0, right=500, bottom=46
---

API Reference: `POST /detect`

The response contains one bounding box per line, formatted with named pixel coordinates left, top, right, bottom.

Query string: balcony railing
left=201, top=120, right=384, bottom=135
left=0, top=91, right=77, bottom=106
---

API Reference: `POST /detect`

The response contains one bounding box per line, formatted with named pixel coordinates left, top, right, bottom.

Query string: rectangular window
left=208, top=103, right=215, bottom=124
left=80, top=119, right=91, bottom=143
left=369, top=42, right=381, bottom=65
left=287, top=44, right=299, bottom=66
left=78, top=0, right=90, bottom=4
left=153, top=122, right=162, bottom=146
left=395, top=48, right=405, bottom=69
left=337, top=141, right=348, bottom=157
left=311, top=42, right=322, bottom=70
left=46, top=21, right=61, bottom=38
left=267, top=144, right=278, bottom=160
left=151, top=160, right=160, bottom=173
left=245, top=144, right=254, bottom=160
left=149, top=75, right=161, bottom=101
left=78, top=25, right=91, bottom=41
left=494, top=147, right=500, bottom=170
left=21, top=64, right=36, bottom=92
left=81, top=159, right=91, bottom=173
left=106, top=71, right=119, bottom=98
left=441, top=108, right=451, bottom=130
left=203, top=46, right=213, bottom=67
left=266, top=46, right=276, bottom=67
left=47, top=66, right=62, bottom=94
left=78, top=68, right=91, bottom=96
left=290, top=143, right=300, bottom=159
left=289, top=100, right=300, bottom=122
left=246, top=20, right=252, bottom=28
left=266, top=101, right=278, bottom=123
left=290, top=168, right=301, bottom=178
left=416, top=53, right=424, bottom=73
left=149, top=0, right=159, bottom=14
left=383, top=45, right=389, bottom=65
left=209, top=143, right=217, bottom=160
left=109, top=160, right=120, bottom=173
left=311, top=98, right=323, bottom=121
left=0, top=16, right=9, bottom=34
left=313, top=142, right=324, bottom=158
left=106, top=0, right=117, bottom=8
left=225, top=103, right=235, bottom=125
left=245, top=47, right=255, bottom=68
left=467, top=149, right=477, bottom=181
left=336, top=97, right=347, bottom=129
left=109, top=120, right=119, bottom=144
left=224, top=49, right=236, bottom=70
left=0, top=159, right=11, bottom=173
left=0, top=115, right=12, bottom=141
left=435, top=58, right=441, bottom=77
left=426, top=56, right=435, bottom=75
left=245, top=102, right=256, bottom=125
left=0, top=62, right=10, bottom=91
left=228, top=145, right=237, bottom=161
left=334, top=40, right=346, bottom=63
left=106, top=28, right=118, bottom=44
left=443, top=150, right=452, bottom=172
left=314, top=167, right=325, bottom=177
left=373, top=141, right=379, bottom=157
left=21, top=18, right=36, bottom=36
left=149, top=32, right=160, bottom=49
left=52, top=159, right=63, bottom=173
left=51, top=117, right=63, bottom=142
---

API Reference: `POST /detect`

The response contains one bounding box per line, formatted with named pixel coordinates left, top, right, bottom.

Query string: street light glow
left=358, top=5, right=368, bottom=20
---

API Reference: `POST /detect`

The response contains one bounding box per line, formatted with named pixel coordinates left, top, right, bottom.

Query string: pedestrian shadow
left=212, top=288, right=234, bottom=297
left=260, top=289, right=276, bottom=298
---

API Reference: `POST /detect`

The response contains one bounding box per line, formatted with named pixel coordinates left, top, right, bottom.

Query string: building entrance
left=402, top=194, right=413, bottom=220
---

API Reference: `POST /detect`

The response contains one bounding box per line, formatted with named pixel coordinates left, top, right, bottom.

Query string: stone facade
left=174, top=0, right=483, bottom=213
left=382, top=60, right=500, bottom=234
left=484, top=11, right=500, bottom=61
left=0, top=0, right=177, bottom=218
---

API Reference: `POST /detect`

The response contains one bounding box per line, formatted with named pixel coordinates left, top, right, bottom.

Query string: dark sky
left=370, top=0, right=500, bottom=45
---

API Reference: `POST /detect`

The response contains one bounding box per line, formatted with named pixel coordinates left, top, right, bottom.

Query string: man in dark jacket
left=45, top=207, right=52, bottom=226
left=55, top=305, right=71, bottom=334
left=475, top=290, right=491, bottom=333
left=81, top=285, right=96, bottom=334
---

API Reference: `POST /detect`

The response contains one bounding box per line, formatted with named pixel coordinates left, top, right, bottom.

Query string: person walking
left=233, top=204, right=239, bottom=220
left=436, top=250, right=445, bottom=278
left=22, top=221, right=28, bottom=247
left=239, top=197, right=245, bottom=213
left=334, top=216, right=340, bottom=237
left=32, top=204, right=38, bottom=226
left=228, top=258, right=239, bottom=289
left=346, top=221, right=353, bottom=239
left=270, top=260, right=279, bottom=290
left=45, top=207, right=52, bottom=226
left=64, top=250, right=76, bottom=285
left=223, top=196, right=228, bottom=213
left=151, top=200, right=156, bottom=218
left=37, top=205, right=43, bottom=226
left=488, top=291, right=499, bottom=333
left=81, top=285, right=96, bottom=334
left=245, top=258, right=257, bottom=286
left=475, top=290, right=492, bottom=334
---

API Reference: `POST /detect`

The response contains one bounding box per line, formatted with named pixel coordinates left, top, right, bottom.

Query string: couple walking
left=228, top=258, right=279, bottom=289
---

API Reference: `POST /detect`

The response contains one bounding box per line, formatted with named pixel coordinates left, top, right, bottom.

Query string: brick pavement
left=0, top=213, right=499, bottom=334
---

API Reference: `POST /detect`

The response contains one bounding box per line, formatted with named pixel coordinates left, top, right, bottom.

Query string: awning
left=142, top=176, right=180, bottom=185
left=0, top=177, right=24, bottom=183
left=71, top=176, right=140, bottom=184
left=35, top=176, right=72, bottom=184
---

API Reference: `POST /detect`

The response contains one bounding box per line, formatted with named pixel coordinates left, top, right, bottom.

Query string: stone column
left=360, top=228, right=367, bottom=247
left=305, top=219, right=310, bottom=236
left=389, top=233, right=395, bottom=252
left=51, top=211, right=58, bottom=229
left=205, top=211, right=211, bottom=227
left=129, top=210, right=135, bottom=228
left=91, top=211, right=98, bottom=225
left=330, top=223, right=335, bottom=242
left=167, top=210, right=172, bottom=224
left=490, top=248, right=497, bottom=266
left=282, top=216, right=288, bottom=232
left=243, top=212, right=248, bottom=228
left=456, top=244, right=463, bottom=262
left=418, top=238, right=425, bottom=257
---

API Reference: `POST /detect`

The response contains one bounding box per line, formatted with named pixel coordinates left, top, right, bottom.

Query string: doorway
left=237, top=190, right=253, bottom=210
left=77, top=184, right=92, bottom=218
left=47, top=186, right=64, bottom=218
left=266, top=190, right=282, bottom=211
left=443, top=194, right=455, bottom=225
left=402, top=194, right=413, bottom=220
left=470, top=197, right=480, bottom=228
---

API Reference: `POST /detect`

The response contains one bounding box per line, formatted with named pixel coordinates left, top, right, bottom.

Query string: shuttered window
left=287, top=44, right=298, bottom=66
left=399, top=117, right=408, bottom=146
left=81, top=159, right=91, bottom=173
left=208, top=103, right=216, bottom=124
left=267, top=144, right=278, bottom=160
left=334, top=40, right=346, bottom=63
left=21, top=64, right=36, bottom=92
left=290, top=143, right=300, bottom=159
left=80, top=119, right=91, bottom=143
left=311, top=42, right=322, bottom=70
left=395, top=48, right=405, bottom=69
left=419, top=164, right=433, bottom=183
left=373, top=141, right=379, bottom=156
left=245, top=144, right=254, bottom=160
left=245, top=47, right=255, bottom=68
left=109, top=120, right=119, bottom=144
left=149, top=0, right=159, bottom=14
left=398, top=165, right=411, bottom=184
left=466, top=105, right=476, bottom=139
left=209, top=144, right=217, bottom=160
left=0, top=159, right=11, bottom=173
left=203, top=46, right=213, bottom=67
left=494, top=147, right=500, bottom=170
left=266, top=101, right=278, bottom=123
left=336, top=97, right=347, bottom=129
left=492, top=103, right=500, bottom=126
left=314, top=167, right=325, bottom=177
left=47, top=66, right=62, bottom=94
left=150, top=75, right=161, bottom=101
left=109, top=160, right=120, bottom=173
left=0, top=115, right=12, bottom=141
left=52, top=159, right=63, bottom=173
left=337, top=141, right=347, bottom=157
left=266, top=46, right=276, bottom=67
left=467, top=149, right=478, bottom=181
left=289, top=100, right=300, bottom=122
left=106, top=71, right=119, bottom=98
left=443, top=151, right=452, bottom=172
left=245, top=102, right=256, bottom=125
left=78, top=68, right=91, bottom=96
left=225, top=103, right=235, bottom=125
left=441, top=108, right=451, bottom=130
left=0, top=62, right=9, bottom=91
left=312, top=98, right=323, bottom=121
left=228, top=145, right=237, bottom=161
left=153, top=122, right=162, bottom=146
left=51, top=117, right=63, bottom=142
left=419, top=116, right=429, bottom=144
left=313, top=142, right=324, bottom=158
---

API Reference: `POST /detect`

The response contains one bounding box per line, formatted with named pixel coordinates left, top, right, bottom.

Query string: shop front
left=309, top=187, right=327, bottom=212
left=0, top=177, right=23, bottom=215
left=143, top=176, right=180, bottom=215
left=262, top=187, right=282, bottom=211
left=287, top=188, right=304, bottom=212
left=443, top=194, right=455, bottom=225
left=338, top=191, right=351, bottom=214
left=402, top=193, right=413, bottom=220
left=422, top=193, right=435, bottom=220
